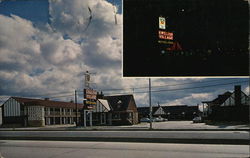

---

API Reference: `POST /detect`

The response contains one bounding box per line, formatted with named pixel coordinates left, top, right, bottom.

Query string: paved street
left=0, top=130, right=248, bottom=144
left=0, top=130, right=248, bottom=140
left=0, top=140, right=249, bottom=158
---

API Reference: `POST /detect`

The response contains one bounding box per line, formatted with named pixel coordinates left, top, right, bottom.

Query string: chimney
left=234, top=85, right=241, bottom=106
left=97, top=91, right=104, bottom=99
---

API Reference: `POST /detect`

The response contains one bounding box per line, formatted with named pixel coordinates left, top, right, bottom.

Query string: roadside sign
left=159, top=17, right=166, bottom=29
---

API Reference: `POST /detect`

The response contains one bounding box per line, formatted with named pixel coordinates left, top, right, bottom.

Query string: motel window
left=128, top=112, right=132, bottom=118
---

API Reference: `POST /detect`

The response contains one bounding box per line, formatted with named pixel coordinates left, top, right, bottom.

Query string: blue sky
left=0, top=0, right=249, bottom=107
left=0, top=0, right=49, bottom=23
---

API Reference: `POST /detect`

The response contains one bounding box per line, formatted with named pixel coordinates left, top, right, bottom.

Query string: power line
left=103, top=80, right=249, bottom=95
left=144, top=80, right=249, bottom=93
left=45, top=79, right=249, bottom=99
left=100, top=78, right=248, bottom=92
left=1, top=79, right=248, bottom=100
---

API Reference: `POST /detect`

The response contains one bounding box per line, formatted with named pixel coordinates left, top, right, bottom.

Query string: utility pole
left=75, top=90, right=77, bottom=127
left=149, top=78, right=153, bottom=130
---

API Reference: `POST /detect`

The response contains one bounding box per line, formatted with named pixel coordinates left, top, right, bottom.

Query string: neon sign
left=159, top=31, right=173, bottom=40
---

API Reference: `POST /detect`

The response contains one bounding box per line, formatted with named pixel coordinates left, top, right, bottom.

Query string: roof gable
left=154, top=106, right=166, bottom=115
left=98, top=99, right=111, bottom=111
left=211, top=91, right=232, bottom=106
left=104, top=95, right=134, bottom=111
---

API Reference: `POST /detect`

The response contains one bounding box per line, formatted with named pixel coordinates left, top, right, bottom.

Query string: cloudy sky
left=0, top=0, right=249, bottom=108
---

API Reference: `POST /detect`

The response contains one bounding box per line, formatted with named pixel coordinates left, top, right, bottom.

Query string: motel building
left=1, top=97, right=83, bottom=127
left=1, top=95, right=139, bottom=127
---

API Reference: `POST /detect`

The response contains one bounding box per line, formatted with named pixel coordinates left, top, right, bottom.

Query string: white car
left=193, top=117, right=202, bottom=123
left=154, top=117, right=165, bottom=122
left=140, top=117, right=150, bottom=123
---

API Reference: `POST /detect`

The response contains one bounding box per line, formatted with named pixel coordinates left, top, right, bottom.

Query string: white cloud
left=49, top=0, right=121, bottom=41
left=0, top=0, right=123, bottom=100
left=164, top=92, right=215, bottom=106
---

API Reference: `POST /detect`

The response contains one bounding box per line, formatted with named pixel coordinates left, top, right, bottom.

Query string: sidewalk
left=0, top=130, right=249, bottom=145
left=0, top=121, right=249, bottom=131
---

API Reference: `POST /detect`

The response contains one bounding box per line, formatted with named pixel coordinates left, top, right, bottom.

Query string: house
left=153, top=105, right=166, bottom=117
left=137, top=104, right=167, bottom=119
left=102, top=95, right=139, bottom=125
left=2, top=97, right=83, bottom=127
left=91, top=99, right=112, bottom=125
left=202, top=85, right=249, bottom=122
left=162, top=105, right=199, bottom=120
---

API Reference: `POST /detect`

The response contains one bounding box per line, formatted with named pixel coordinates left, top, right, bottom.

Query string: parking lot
left=120, top=121, right=249, bottom=130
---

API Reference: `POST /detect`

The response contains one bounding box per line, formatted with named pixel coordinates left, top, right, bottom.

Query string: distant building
left=202, top=85, right=249, bottom=122
left=153, top=104, right=166, bottom=117
left=137, top=105, right=198, bottom=121
left=2, top=97, right=83, bottom=127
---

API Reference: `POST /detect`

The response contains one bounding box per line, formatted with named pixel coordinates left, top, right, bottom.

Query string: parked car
left=154, top=117, right=165, bottom=122
left=193, top=116, right=202, bottom=123
left=140, top=117, right=150, bottom=123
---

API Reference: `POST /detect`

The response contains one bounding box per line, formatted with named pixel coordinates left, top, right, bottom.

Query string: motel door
left=101, top=113, right=106, bottom=124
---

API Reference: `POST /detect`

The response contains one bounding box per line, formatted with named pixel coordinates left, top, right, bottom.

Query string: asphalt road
left=0, top=130, right=248, bottom=139
left=0, top=140, right=249, bottom=158
left=0, top=130, right=248, bottom=144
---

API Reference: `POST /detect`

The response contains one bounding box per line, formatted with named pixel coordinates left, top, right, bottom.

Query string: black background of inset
left=123, top=0, right=249, bottom=77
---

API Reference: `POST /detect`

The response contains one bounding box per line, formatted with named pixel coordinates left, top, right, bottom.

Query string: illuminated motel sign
left=84, top=89, right=97, bottom=109
left=159, top=17, right=166, bottom=29
left=158, top=16, right=174, bottom=46
left=159, top=31, right=173, bottom=40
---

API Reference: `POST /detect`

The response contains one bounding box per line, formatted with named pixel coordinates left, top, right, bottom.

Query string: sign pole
left=75, top=90, right=77, bottom=127
left=149, top=78, right=153, bottom=130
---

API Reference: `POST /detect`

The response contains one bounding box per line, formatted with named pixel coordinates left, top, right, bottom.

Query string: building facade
left=2, top=97, right=83, bottom=127
left=202, top=85, right=249, bottom=122
left=91, top=99, right=112, bottom=125
left=92, top=95, right=139, bottom=125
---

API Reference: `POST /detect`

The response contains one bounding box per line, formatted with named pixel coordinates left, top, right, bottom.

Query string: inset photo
left=123, top=0, right=249, bottom=77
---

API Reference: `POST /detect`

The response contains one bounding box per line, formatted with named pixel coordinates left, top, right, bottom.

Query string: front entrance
left=83, top=110, right=93, bottom=127
left=101, top=113, right=106, bottom=124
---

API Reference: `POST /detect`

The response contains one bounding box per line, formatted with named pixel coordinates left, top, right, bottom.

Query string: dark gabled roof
left=137, top=106, right=160, bottom=114
left=104, top=95, right=135, bottom=111
left=11, top=97, right=83, bottom=108
left=210, top=91, right=232, bottom=106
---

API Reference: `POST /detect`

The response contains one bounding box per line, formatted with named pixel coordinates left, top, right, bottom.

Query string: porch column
left=90, top=112, right=92, bottom=126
